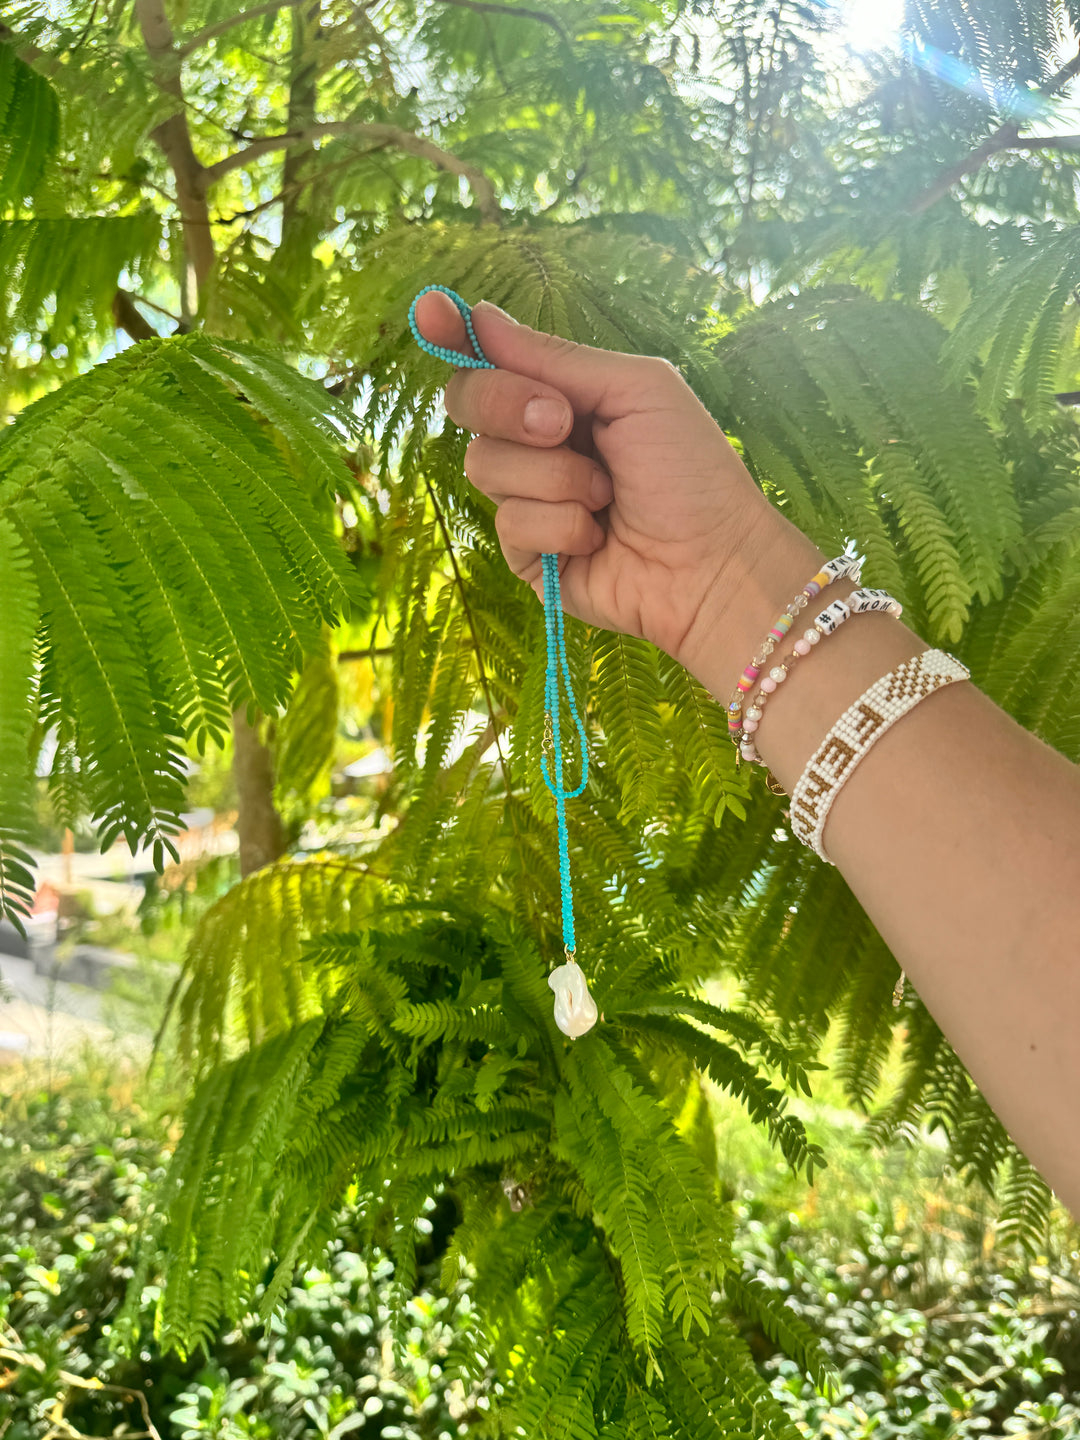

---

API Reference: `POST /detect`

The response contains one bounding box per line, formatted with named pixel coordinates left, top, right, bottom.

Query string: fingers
left=468, top=301, right=682, bottom=420
left=465, top=436, right=613, bottom=510
left=496, top=497, right=605, bottom=579
left=446, top=365, right=574, bottom=447
left=416, top=292, right=685, bottom=449
left=412, top=289, right=478, bottom=360
left=414, top=290, right=575, bottom=446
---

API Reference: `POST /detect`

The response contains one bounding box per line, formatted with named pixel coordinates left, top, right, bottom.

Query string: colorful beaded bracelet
left=737, top=588, right=903, bottom=768
left=727, top=552, right=863, bottom=745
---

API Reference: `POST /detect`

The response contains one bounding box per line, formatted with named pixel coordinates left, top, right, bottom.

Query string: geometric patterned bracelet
left=737, top=588, right=904, bottom=768
left=789, top=648, right=971, bottom=865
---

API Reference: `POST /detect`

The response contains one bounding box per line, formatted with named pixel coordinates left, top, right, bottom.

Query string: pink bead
left=740, top=743, right=757, bottom=761
left=760, top=676, right=777, bottom=693
left=805, top=580, right=821, bottom=597
left=793, top=638, right=811, bottom=656
left=769, top=627, right=785, bottom=641
left=742, top=718, right=758, bottom=733
left=743, top=665, right=760, bottom=680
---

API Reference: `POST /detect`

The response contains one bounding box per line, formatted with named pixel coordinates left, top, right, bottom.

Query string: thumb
left=470, top=300, right=652, bottom=420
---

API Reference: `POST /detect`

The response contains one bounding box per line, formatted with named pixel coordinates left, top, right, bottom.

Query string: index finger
left=412, top=290, right=575, bottom=447
left=412, top=289, right=480, bottom=361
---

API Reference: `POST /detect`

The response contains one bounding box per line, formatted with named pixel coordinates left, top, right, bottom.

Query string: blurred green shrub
left=735, top=1203, right=1080, bottom=1438
left=0, top=1085, right=468, bottom=1438
left=2, top=1078, right=1079, bottom=1438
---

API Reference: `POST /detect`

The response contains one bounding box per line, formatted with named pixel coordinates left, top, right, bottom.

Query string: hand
left=413, top=293, right=822, bottom=691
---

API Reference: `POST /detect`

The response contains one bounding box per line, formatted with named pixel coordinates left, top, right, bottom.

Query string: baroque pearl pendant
left=548, top=958, right=598, bottom=1038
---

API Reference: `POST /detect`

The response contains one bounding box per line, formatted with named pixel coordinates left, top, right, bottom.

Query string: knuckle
left=570, top=502, right=597, bottom=548
left=463, top=435, right=486, bottom=482
left=552, top=447, right=582, bottom=499
left=447, top=368, right=500, bottom=429
left=642, top=353, right=684, bottom=386
left=494, top=497, right=521, bottom=542
left=542, top=334, right=579, bottom=363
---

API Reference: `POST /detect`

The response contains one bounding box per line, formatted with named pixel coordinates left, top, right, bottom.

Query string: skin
left=414, top=292, right=1080, bottom=1213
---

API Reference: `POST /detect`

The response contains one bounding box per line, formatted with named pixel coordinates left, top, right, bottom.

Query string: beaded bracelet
left=727, top=552, right=863, bottom=745
left=737, top=589, right=903, bottom=768
left=788, top=648, right=971, bottom=866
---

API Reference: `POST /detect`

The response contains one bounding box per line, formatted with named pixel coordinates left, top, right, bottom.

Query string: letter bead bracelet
left=737, top=588, right=904, bottom=768
left=727, top=552, right=863, bottom=745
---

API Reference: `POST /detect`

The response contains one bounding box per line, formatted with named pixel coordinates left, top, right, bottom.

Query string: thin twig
left=176, top=0, right=306, bottom=57
left=423, top=475, right=515, bottom=799
left=431, top=0, right=571, bottom=44
left=910, top=46, right=1080, bottom=213
left=200, top=120, right=501, bottom=222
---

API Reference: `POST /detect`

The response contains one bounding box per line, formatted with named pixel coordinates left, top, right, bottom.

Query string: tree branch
left=202, top=120, right=501, bottom=221
left=135, top=0, right=215, bottom=301
left=111, top=289, right=159, bottom=341
left=432, top=0, right=570, bottom=45
left=177, top=0, right=306, bottom=57
left=1009, top=132, right=1080, bottom=152
left=910, top=46, right=1080, bottom=214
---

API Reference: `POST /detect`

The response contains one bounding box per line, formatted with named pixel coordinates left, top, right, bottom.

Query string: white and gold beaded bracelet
left=788, top=648, right=970, bottom=865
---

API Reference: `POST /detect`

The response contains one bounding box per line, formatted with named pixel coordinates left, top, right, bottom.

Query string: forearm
left=682, top=524, right=1080, bottom=1211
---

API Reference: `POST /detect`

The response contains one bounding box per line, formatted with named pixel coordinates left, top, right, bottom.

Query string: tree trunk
left=232, top=710, right=286, bottom=877
left=138, top=0, right=291, bottom=874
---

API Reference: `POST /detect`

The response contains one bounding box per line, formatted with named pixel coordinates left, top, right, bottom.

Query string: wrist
left=673, top=507, right=827, bottom=703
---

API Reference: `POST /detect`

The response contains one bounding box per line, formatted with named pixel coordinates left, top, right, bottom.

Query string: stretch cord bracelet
left=408, top=285, right=598, bottom=1039
left=727, top=551, right=863, bottom=746
left=737, top=589, right=904, bottom=769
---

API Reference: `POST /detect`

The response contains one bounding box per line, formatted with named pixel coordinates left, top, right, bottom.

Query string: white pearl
left=769, top=667, right=787, bottom=682
left=746, top=706, right=762, bottom=721
left=548, top=959, right=598, bottom=1038
left=805, top=629, right=820, bottom=644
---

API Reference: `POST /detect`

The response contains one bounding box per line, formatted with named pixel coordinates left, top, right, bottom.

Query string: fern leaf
left=0, top=44, right=60, bottom=208
left=0, top=514, right=39, bottom=925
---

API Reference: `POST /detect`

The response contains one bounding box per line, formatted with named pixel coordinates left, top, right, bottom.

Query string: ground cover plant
left=2, top=1069, right=1078, bottom=1438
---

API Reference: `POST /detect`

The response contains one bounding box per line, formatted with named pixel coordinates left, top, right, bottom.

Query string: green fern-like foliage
left=146, top=904, right=834, bottom=1435
left=0, top=42, right=59, bottom=209
left=159, top=224, right=1077, bottom=1277
left=942, top=225, right=1080, bottom=418
left=0, top=215, right=162, bottom=360
left=0, top=334, right=361, bottom=922
left=712, top=286, right=1021, bottom=641
left=9, top=0, right=1080, bottom=1424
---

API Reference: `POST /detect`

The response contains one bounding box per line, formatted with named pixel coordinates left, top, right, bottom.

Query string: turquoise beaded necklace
left=408, top=286, right=595, bottom=1034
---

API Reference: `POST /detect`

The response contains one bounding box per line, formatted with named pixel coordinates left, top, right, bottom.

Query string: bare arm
left=413, top=291, right=1080, bottom=1211
left=680, top=521, right=1080, bottom=1207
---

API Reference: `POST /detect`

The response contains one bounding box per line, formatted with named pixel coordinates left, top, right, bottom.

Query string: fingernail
left=477, top=300, right=519, bottom=325
left=524, top=396, right=570, bottom=438
left=589, top=468, right=611, bottom=507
